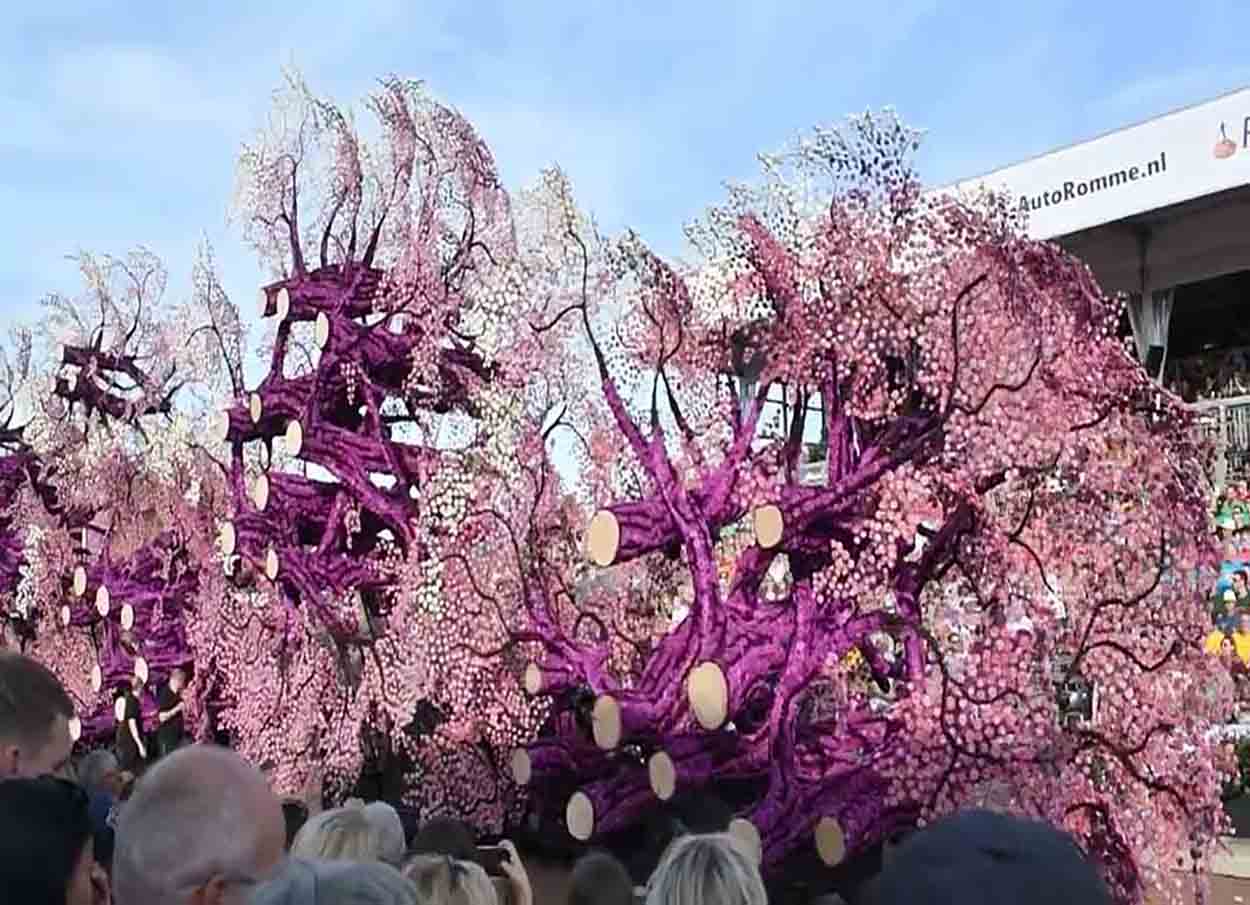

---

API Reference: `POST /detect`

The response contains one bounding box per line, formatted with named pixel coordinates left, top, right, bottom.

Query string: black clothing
left=156, top=683, right=184, bottom=756
left=115, top=693, right=142, bottom=772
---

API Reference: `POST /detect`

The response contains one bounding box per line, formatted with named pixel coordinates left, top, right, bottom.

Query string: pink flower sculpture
left=497, top=114, right=1226, bottom=904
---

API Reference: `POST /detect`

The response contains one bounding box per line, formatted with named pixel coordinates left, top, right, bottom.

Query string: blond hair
left=291, top=804, right=386, bottom=863
left=402, top=855, right=497, bottom=905
left=362, top=801, right=407, bottom=864
left=645, top=833, right=766, bottom=905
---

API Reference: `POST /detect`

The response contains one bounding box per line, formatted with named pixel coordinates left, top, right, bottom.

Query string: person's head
left=281, top=800, right=309, bottom=851
left=409, top=818, right=478, bottom=862
left=1237, top=612, right=1250, bottom=635
left=1224, top=590, right=1239, bottom=614
left=170, top=668, right=188, bottom=693
left=402, top=855, right=496, bottom=905
left=1236, top=571, right=1249, bottom=596
left=644, top=833, right=765, bottom=905
left=78, top=749, right=122, bottom=798
left=569, top=852, right=634, bottom=905
left=249, top=857, right=417, bottom=905
left=291, top=805, right=386, bottom=863
left=362, top=802, right=407, bottom=866
left=112, top=744, right=286, bottom=905
left=0, top=775, right=109, bottom=905
left=0, top=651, right=75, bottom=778
left=1222, top=635, right=1237, bottom=657
left=874, top=809, right=1109, bottom=905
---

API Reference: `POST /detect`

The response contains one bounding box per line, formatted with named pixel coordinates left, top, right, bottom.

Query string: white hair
left=362, top=802, right=406, bottom=864
left=250, top=858, right=417, bottom=905
left=78, top=748, right=119, bottom=793
left=292, top=803, right=400, bottom=863
left=112, top=745, right=277, bottom=905
left=645, top=833, right=767, bottom=905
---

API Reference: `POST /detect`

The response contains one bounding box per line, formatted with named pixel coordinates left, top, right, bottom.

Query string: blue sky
left=2, top=1, right=1249, bottom=338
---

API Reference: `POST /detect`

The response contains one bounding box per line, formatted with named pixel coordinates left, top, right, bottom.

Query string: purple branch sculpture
left=505, top=120, right=1223, bottom=904
left=60, top=530, right=199, bottom=741
left=216, top=247, right=492, bottom=643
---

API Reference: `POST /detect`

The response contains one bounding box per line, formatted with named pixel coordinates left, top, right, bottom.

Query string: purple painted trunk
left=62, top=531, right=199, bottom=744
left=222, top=264, right=490, bottom=647
left=513, top=362, right=959, bottom=866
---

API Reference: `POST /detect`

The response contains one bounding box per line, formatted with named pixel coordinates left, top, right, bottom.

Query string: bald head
left=113, top=745, right=286, bottom=905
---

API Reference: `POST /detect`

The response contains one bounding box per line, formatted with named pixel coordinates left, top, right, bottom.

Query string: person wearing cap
left=1214, top=588, right=1240, bottom=634
left=875, top=809, right=1110, bottom=905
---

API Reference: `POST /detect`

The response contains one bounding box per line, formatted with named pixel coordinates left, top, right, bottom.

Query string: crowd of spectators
left=1205, top=545, right=1250, bottom=713
left=1206, top=570, right=1250, bottom=644
left=0, top=649, right=1115, bottom=905
left=1204, top=494, right=1250, bottom=721
left=1167, top=347, right=1250, bottom=404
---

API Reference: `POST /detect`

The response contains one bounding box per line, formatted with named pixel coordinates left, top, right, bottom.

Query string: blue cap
left=876, top=810, right=1110, bottom=905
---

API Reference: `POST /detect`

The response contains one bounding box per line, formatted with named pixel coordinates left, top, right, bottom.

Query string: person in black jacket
left=0, top=776, right=111, bottom=905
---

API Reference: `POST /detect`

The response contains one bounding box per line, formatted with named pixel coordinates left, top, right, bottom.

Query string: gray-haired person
left=645, top=833, right=766, bottom=905
left=78, top=749, right=122, bottom=798
left=112, top=745, right=286, bottom=905
left=250, top=858, right=417, bottom=905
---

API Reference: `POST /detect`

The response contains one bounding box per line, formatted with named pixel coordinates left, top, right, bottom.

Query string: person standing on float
left=114, top=676, right=146, bottom=773
left=155, top=668, right=186, bottom=759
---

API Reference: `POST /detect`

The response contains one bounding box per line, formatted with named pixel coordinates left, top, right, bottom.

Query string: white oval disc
left=95, top=585, right=110, bottom=617
left=285, top=419, right=304, bottom=458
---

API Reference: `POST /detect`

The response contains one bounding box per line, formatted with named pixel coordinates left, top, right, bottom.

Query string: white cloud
left=47, top=45, right=246, bottom=129
left=460, top=100, right=639, bottom=232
